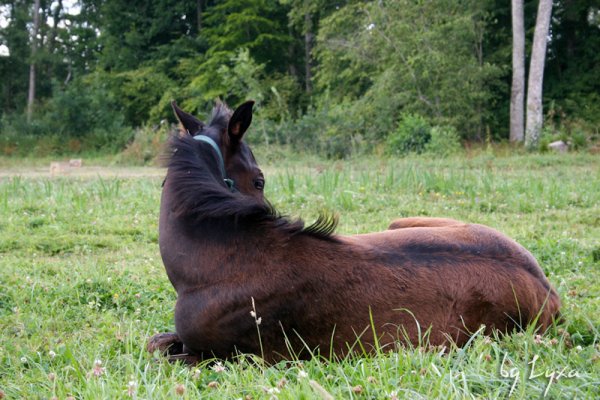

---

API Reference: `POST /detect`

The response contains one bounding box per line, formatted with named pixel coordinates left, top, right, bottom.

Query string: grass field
left=1, top=150, right=599, bottom=399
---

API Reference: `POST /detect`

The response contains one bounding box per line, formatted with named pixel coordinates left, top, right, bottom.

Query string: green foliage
left=217, top=49, right=266, bottom=107
left=537, top=102, right=598, bottom=153
left=1, top=0, right=599, bottom=156
left=281, top=103, right=364, bottom=159
left=203, top=0, right=292, bottom=73
left=0, top=76, right=133, bottom=156
left=386, top=114, right=432, bottom=155
left=96, top=0, right=201, bottom=71
left=101, top=68, right=175, bottom=126
left=425, top=125, right=462, bottom=156
left=316, top=0, right=503, bottom=141
left=545, top=0, right=600, bottom=128
left=385, top=115, right=462, bottom=157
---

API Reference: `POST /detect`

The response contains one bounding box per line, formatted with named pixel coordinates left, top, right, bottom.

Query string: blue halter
left=193, top=135, right=235, bottom=192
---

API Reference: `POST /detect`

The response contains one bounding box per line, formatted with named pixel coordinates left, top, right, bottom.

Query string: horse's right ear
left=228, top=100, right=254, bottom=142
left=171, top=101, right=205, bottom=135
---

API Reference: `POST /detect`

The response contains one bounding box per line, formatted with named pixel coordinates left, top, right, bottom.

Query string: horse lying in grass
left=148, top=100, right=561, bottom=363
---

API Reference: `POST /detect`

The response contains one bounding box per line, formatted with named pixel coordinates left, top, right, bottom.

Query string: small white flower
left=298, top=370, right=308, bottom=379
left=575, top=345, right=583, bottom=351
left=192, top=368, right=201, bottom=380
left=264, top=387, right=280, bottom=395
left=127, top=381, right=137, bottom=396
left=92, top=359, right=105, bottom=377
left=20, top=356, right=27, bottom=363
left=211, top=362, right=226, bottom=373
left=49, top=350, right=56, bottom=358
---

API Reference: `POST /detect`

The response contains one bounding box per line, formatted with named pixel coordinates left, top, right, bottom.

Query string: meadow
left=0, top=150, right=599, bottom=399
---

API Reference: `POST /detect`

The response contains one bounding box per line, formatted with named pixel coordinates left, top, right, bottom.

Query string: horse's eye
left=254, top=179, right=265, bottom=191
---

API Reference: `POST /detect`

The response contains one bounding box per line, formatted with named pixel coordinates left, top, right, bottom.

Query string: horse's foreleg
left=148, top=332, right=184, bottom=355
left=388, top=217, right=465, bottom=230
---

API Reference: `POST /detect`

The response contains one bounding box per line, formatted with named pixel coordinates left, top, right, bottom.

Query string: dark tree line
left=0, top=0, right=598, bottom=156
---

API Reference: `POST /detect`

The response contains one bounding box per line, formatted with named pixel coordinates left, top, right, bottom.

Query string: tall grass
left=0, top=151, right=598, bottom=398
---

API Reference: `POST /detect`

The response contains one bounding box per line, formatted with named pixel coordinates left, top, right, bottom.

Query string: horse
left=148, top=100, right=561, bottom=363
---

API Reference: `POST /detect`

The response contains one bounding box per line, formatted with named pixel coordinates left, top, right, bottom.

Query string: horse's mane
left=165, top=115, right=338, bottom=241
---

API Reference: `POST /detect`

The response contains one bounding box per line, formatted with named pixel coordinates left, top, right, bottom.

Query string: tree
left=285, top=0, right=334, bottom=94
left=544, top=0, right=600, bottom=127
left=315, top=0, right=502, bottom=140
left=202, top=0, right=292, bottom=73
left=26, top=0, right=40, bottom=122
left=510, top=0, right=525, bottom=142
left=525, top=0, right=553, bottom=149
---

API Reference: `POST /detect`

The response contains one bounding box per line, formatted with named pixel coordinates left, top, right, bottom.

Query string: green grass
left=0, top=151, right=599, bottom=399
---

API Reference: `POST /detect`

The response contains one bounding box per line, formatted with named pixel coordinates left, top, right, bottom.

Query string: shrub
left=424, top=125, right=462, bottom=156
left=282, top=103, right=364, bottom=159
left=0, top=76, right=135, bottom=156
left=386, top=114, right=431, bottom=155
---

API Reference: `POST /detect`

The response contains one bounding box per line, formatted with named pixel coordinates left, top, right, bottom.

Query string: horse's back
left=349, top=222, right=545, bottom=282
left=344, top=222, right=560, bottom=333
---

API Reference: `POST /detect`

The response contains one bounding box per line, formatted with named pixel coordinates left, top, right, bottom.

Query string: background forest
left=0, top=0, right=599, bottom=159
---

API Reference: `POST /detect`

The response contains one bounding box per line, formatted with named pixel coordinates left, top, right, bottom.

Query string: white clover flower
left=263, top=387, right=280, bottom=395
left=298, top=370, right=308, bottom=379
left=92, top=359, right=105, bottom=377
left=211, top=362, right=226, bottom=373
left=127, top=381, right=137, bottom=397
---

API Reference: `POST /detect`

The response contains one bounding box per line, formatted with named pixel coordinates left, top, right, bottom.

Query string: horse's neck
left=158, top=181, right=264, bottom=291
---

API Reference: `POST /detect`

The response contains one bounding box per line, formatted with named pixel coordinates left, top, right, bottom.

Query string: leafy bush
left=537, top=115, right=597, bottom=153
left=281, top=103, right=364, bottom=159
left=0, top=77, right=134, bottom=156
left=424, top=125, right=462, bottom=156
left=386, top=114, right=432, bottom=155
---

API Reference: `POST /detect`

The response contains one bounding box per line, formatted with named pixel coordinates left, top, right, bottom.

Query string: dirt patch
left=0, top=165, right=165, bottom=179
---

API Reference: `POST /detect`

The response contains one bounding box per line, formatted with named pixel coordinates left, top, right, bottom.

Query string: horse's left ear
left=228, top=100, right=254, bottom=142
left=171, top=101, right=205, bottom=135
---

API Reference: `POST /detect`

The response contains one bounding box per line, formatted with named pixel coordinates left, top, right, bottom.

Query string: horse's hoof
left=147, top=332, right=184, bottom=355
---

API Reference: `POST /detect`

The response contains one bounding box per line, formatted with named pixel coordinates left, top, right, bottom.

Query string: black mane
left=166, top=133, right=338, bottom=241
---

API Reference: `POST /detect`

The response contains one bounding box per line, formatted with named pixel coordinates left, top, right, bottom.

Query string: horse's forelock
left=208, top=102, right=233, bottom=132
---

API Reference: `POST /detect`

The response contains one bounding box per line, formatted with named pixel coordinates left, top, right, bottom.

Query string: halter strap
left=193, top=135, right=235, bottom=191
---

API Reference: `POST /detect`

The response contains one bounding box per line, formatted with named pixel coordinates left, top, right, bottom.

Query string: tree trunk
left=510, top=0, right=525, bottom=142
left=47, top=0, right=63, bottom=78
left=304, top=12, right=313, bottom=94
left=525, top=0, right=553, bottom=149
left=27, top=0, right=41, bottom=123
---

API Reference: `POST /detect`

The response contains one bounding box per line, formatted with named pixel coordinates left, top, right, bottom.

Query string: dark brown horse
left=148, top=100, right=561, bottom=363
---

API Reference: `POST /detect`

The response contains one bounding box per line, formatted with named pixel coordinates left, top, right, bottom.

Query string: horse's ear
left=228, top=100, right=254, bottom=141
left=171, top=101, right=205, bottom=135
